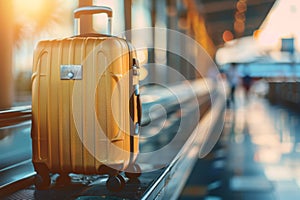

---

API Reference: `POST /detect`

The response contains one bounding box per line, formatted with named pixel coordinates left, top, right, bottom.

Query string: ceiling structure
left=196, top=0, right=276, bottom=47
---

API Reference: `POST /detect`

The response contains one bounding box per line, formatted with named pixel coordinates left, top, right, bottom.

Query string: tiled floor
left=180, top=89, right=300, bottom=200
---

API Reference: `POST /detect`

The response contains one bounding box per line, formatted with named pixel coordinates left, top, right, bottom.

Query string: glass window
left=12, top=0, right=78, bottom=107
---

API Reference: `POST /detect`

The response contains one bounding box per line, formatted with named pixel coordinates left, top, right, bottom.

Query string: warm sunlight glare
left=14, top=0, right=45, bottom=19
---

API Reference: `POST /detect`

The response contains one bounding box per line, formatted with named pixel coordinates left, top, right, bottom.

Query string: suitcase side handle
left=73, top=6, right=113, bottom=35
left=137, top=94, right=142, bottom=125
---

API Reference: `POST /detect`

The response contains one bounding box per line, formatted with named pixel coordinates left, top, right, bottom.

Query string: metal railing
left=0, top=106, right=31, bottom=128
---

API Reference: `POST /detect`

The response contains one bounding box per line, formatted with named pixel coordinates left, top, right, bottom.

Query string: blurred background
left=1, top=0, right=300, bottom=199
left=1, top=0, right=299, bottom=109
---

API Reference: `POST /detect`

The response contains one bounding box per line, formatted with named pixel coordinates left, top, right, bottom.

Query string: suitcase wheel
left=106, top=174, right=125, bottom=192
left=34, top=174, right=50, bottom=190
left=56, top=173, right=71, bottom=186
left=33, top=163, right=51, bottom=190
left=125, top=164, right=141, bottom=179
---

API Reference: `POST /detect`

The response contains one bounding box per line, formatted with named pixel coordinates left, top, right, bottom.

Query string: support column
left=166, top=0, right=180, bottom=83
left=78, top=0, right=93, bottom=34
left=0, top=1, right=14, bottom=109
left=147, top=0, right=156, bottom=83
left=124, top=0, right=132, bottom=42
left=148, top=0, right=156, bottom=64
left=124, top=0, right=132, bottom=34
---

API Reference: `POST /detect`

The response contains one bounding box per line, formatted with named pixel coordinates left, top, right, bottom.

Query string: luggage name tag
left=60, top=65, right=83, bottom=80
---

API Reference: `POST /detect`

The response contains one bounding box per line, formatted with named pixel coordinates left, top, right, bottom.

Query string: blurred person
left=242, top=72, right=252, bottom=99
left=226, top=62, right=240, bottom=104
left=242, top=65, right=253, bottom=100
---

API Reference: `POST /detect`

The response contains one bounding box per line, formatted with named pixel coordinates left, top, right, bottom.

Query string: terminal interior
left=0, top=0, right=300, bottom=199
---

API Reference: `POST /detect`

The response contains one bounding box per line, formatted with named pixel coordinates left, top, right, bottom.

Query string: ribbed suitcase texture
left=31, top=35, right=140, bottom=190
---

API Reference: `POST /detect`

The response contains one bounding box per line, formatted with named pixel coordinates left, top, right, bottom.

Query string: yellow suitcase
left=31, top=6, right=141, bottom=191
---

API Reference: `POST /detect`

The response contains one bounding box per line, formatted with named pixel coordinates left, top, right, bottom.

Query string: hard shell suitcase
left=31, top=6, right=141, bottom=191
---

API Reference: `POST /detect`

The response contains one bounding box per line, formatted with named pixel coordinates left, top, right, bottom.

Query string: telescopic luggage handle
left=73, top=6, right=113, bottom=35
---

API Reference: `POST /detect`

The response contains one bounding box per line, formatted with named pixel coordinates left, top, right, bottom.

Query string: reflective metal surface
left=180, top=88, right=300, bottom=199
left=0, top=121, right=35, bottom=191
left=60, top=65, right=83, bottom=80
